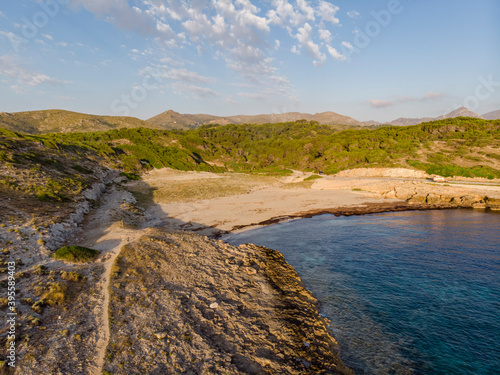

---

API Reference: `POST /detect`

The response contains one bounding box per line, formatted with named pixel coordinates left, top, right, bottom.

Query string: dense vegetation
left=190, top=117, right=500, bottom=177
left=1, top=117, right=500, bottom=182
left=54, top=246, right=100, bottom=262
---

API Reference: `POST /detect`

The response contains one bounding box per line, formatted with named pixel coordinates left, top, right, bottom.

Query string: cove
left=226, top=209, right=500, bottom=375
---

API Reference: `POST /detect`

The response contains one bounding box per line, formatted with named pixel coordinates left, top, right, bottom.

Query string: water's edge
left=226, top=209, right=500, bottom=374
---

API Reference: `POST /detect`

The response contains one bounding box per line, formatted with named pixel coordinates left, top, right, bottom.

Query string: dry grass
left=282, top=180, right=316, bottom=189
left=132, top=173, right=279, bottom=203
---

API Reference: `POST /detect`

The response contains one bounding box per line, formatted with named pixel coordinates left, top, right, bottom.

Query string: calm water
left=226, top=210, right=500, bottom=374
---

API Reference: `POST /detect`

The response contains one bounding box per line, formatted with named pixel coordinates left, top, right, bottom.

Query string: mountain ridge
left=0, top=109, right=157, bottom=134
left=2, top=106, right=500, bottom=134
left=148, top=106, right=500, bottom=129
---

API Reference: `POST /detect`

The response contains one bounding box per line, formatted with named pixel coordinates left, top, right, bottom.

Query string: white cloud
left=295, top=23, right=325, bottom=65
left=424, top=91, right=447, bottom=99
left=341, top=41, right=353, bottom=50
left=10, top=85, right=26, bottom=94
left=319, top=29, right=331, bottom=42
left=42, top=33, right=53, bottom=41
left=327, top=45, right=346, bottom=61
left=0, top=55, right=72, bottom=90
left=0, top=11, right=6, bottom=19
left=369, top=99, right=394, bottom=108
left=66, top=0, right=348, bottom=103
left=395, top=92, right=448, bottom=103
left=238, top=85, right=291, bottom=101
left=160, top=68, right=216, bottom=84
left=0, top=31, right=23, bottom=47
left=70, top=0, right=171, bottom=37
left=318, top=1, right=340, bottom=25
left=347, top=10, right=360, bottom=19
left=371, top=92, right=447, bottom=108
left=297, top=0, right=315, bottom=22
left=172, top=82, right=220, bottom=99
left=267, top=0, right=302, bottom=26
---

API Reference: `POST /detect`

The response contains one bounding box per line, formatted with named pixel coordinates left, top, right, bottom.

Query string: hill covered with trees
left=1, top=117, right=499, bottom=184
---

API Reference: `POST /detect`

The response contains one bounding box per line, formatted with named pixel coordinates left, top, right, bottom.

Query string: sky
left=0, top=0, right=499, bottom=122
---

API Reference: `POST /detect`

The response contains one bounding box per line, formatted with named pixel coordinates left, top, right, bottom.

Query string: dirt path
left=75, top=185, right=148, bottom=375
left=92, top=237, right=122, bottom=375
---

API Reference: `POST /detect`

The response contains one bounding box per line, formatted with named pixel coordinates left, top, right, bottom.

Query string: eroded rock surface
left=105, top=229, right=353, bottom=375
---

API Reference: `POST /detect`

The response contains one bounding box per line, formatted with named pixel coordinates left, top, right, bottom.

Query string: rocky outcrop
left=335, top=168, right=430, bottom=179
left=45, top=170, right=119, bottom=250
left=104, top=230, right=353, bottom=374
left=405, top=192, right=500, bottom=210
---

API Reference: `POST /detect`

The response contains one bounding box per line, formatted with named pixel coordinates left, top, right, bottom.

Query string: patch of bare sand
left=139, top=169, right=500, bottom=236
left=140, top=169, right=398, bottom=234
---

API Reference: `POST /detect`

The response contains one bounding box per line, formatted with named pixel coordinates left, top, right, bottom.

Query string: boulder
left=485, top=197, right=500, bottom=210
left=407, top=195, right=427, bottom=204
left=426, top=194, right=443, bottom=204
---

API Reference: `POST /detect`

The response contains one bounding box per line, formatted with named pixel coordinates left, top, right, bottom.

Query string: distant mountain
left=147, top=110, right=362, bottom=129
left=388, top=117, right=434, bottom=126
left=310, top=111, right=360, bottom=125
left=224, top=112, right=313, bottom=125
left=436, top=107, right=481, bottom=120
left=360, top=120, right=382, bottom=126
left=147, top=110, right=227, bottom=130
left=482, top=110, right=500, bottom=120
left=0, top=109, right=158, bottom=134
left=3, top=106, right=498, bottom=135
left=147, top=106, right=498, bottom=130
left=388, top=107, right=484, bottom=126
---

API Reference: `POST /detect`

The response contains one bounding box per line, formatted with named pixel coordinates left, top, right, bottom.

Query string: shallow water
left=226, top=209, right=500, bottom=374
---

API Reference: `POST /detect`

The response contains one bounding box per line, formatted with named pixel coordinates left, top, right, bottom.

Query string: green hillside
left=0, top=109, right=160, bottom=134
left=1, top=117, right=500, bottom=183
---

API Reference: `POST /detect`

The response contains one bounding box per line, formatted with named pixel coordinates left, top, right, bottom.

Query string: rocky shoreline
left=105, top=229, right=354, bottom=374
left=231, top=201, right=460, bottom=231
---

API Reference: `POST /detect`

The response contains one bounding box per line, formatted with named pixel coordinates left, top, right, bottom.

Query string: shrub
left=54, top=246, right=100, bottom=262
left=36, top=192, right=69, bottom=202
left=120, top=171, right=141, bottom=180
left=31, top=300, right=44, bottom=313
left=41, top=282, right=67, bottom=306
left=61, top=271, right=85, bottom=282
left=33, top=265, right=48, bottom=276
left=304, top=174, right=323, bottom=181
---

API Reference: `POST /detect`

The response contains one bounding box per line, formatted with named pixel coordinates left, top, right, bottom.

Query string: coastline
left=133, top=168, right=500, bottom=237
left=7, top=168, right=500, bottom=373
left=229, top=201, right=459, bottom=232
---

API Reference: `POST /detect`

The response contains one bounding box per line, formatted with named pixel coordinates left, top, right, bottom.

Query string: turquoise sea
left=226, top=209, right=500, bottom=374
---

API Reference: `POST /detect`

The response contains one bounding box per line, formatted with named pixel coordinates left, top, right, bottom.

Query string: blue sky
left=0, top=0, right=499, bottom=122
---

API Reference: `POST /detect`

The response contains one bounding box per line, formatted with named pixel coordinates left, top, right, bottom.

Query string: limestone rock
left=407, top=195, right=427, bottom=204
left=335, top=168, right=430, bottom=179
left=154, top=332, right=168, bottom=340
left=426, top=194, right=442, bottom=204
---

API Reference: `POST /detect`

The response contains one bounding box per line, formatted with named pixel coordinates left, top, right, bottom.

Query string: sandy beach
left=128, top=168, right=500, bottom=236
